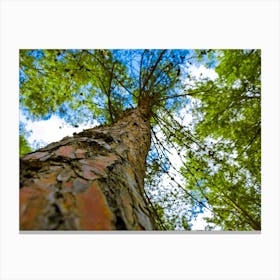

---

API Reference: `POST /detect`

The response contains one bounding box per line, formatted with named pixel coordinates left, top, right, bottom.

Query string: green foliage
left=19, top=134, right=33, bottom=156
left=19, top=123, right=33, bottom=156
left=20, top=50, right=119, bottom=123
left=20, top=49, right=188, bottom=125
left=152, top=202, right=176, bottom=230
left=182, top=50, right=261, bottom=230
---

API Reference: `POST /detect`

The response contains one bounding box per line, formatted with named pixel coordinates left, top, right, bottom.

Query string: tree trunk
left=20, top=107, right=157, bottom=230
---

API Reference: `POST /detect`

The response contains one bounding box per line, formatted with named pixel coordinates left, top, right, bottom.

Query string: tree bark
left=20, top=107, right=157, bottom=230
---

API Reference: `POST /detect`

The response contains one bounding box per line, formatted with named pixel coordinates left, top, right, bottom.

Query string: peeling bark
left=20, top=108, right=157, bottom=230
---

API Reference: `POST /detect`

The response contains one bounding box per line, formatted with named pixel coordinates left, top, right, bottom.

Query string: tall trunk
left=20, top=107, right=157, bottom=230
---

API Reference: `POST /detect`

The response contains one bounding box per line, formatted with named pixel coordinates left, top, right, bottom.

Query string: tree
left=19, top=122, right=33, bottom=156
left=19, top=49, right=261, bottom=230
left=180, top=50, right=261, bottom=230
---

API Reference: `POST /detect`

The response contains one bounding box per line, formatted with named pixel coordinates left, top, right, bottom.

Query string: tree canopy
left=181, top=50, right=261, bottom=230
left=19, top=49, right=261, bottom=230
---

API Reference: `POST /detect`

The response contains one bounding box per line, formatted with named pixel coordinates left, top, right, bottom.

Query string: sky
left=20, top=112, right=94, bottom=147
left=20, top=62, right=218, bottom=230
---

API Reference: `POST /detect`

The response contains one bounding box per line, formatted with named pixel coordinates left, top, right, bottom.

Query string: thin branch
left=158, top=87, right=214, bottom=102
left=139, top=50, right=146, bottom=96
left=141, top=50, right=167, bottom=94
left=84, top=50, right=137, bottom=98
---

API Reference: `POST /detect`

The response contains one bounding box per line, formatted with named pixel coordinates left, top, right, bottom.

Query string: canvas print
left=19, top=49, right=261, bottom=231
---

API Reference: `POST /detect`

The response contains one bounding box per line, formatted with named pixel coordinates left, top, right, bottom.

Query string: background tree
left=19, top=49, right=261, bottom=230
left=179, top=49, right=261, bottom=230
left=19, top=122, right=33, bottom=156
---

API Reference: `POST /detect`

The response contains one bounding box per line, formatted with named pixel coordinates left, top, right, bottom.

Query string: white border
left=1, top=1, right=279, bottom=279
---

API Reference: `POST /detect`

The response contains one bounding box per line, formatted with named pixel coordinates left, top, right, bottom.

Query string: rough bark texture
left=20, top=107, right=157, bottom=230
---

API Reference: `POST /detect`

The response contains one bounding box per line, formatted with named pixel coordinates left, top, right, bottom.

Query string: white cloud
left=191, top=209, right=212, bottom=230
left=189, top=64, right=218, bottom=81
left=22, top=114, right=94, bottom=147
